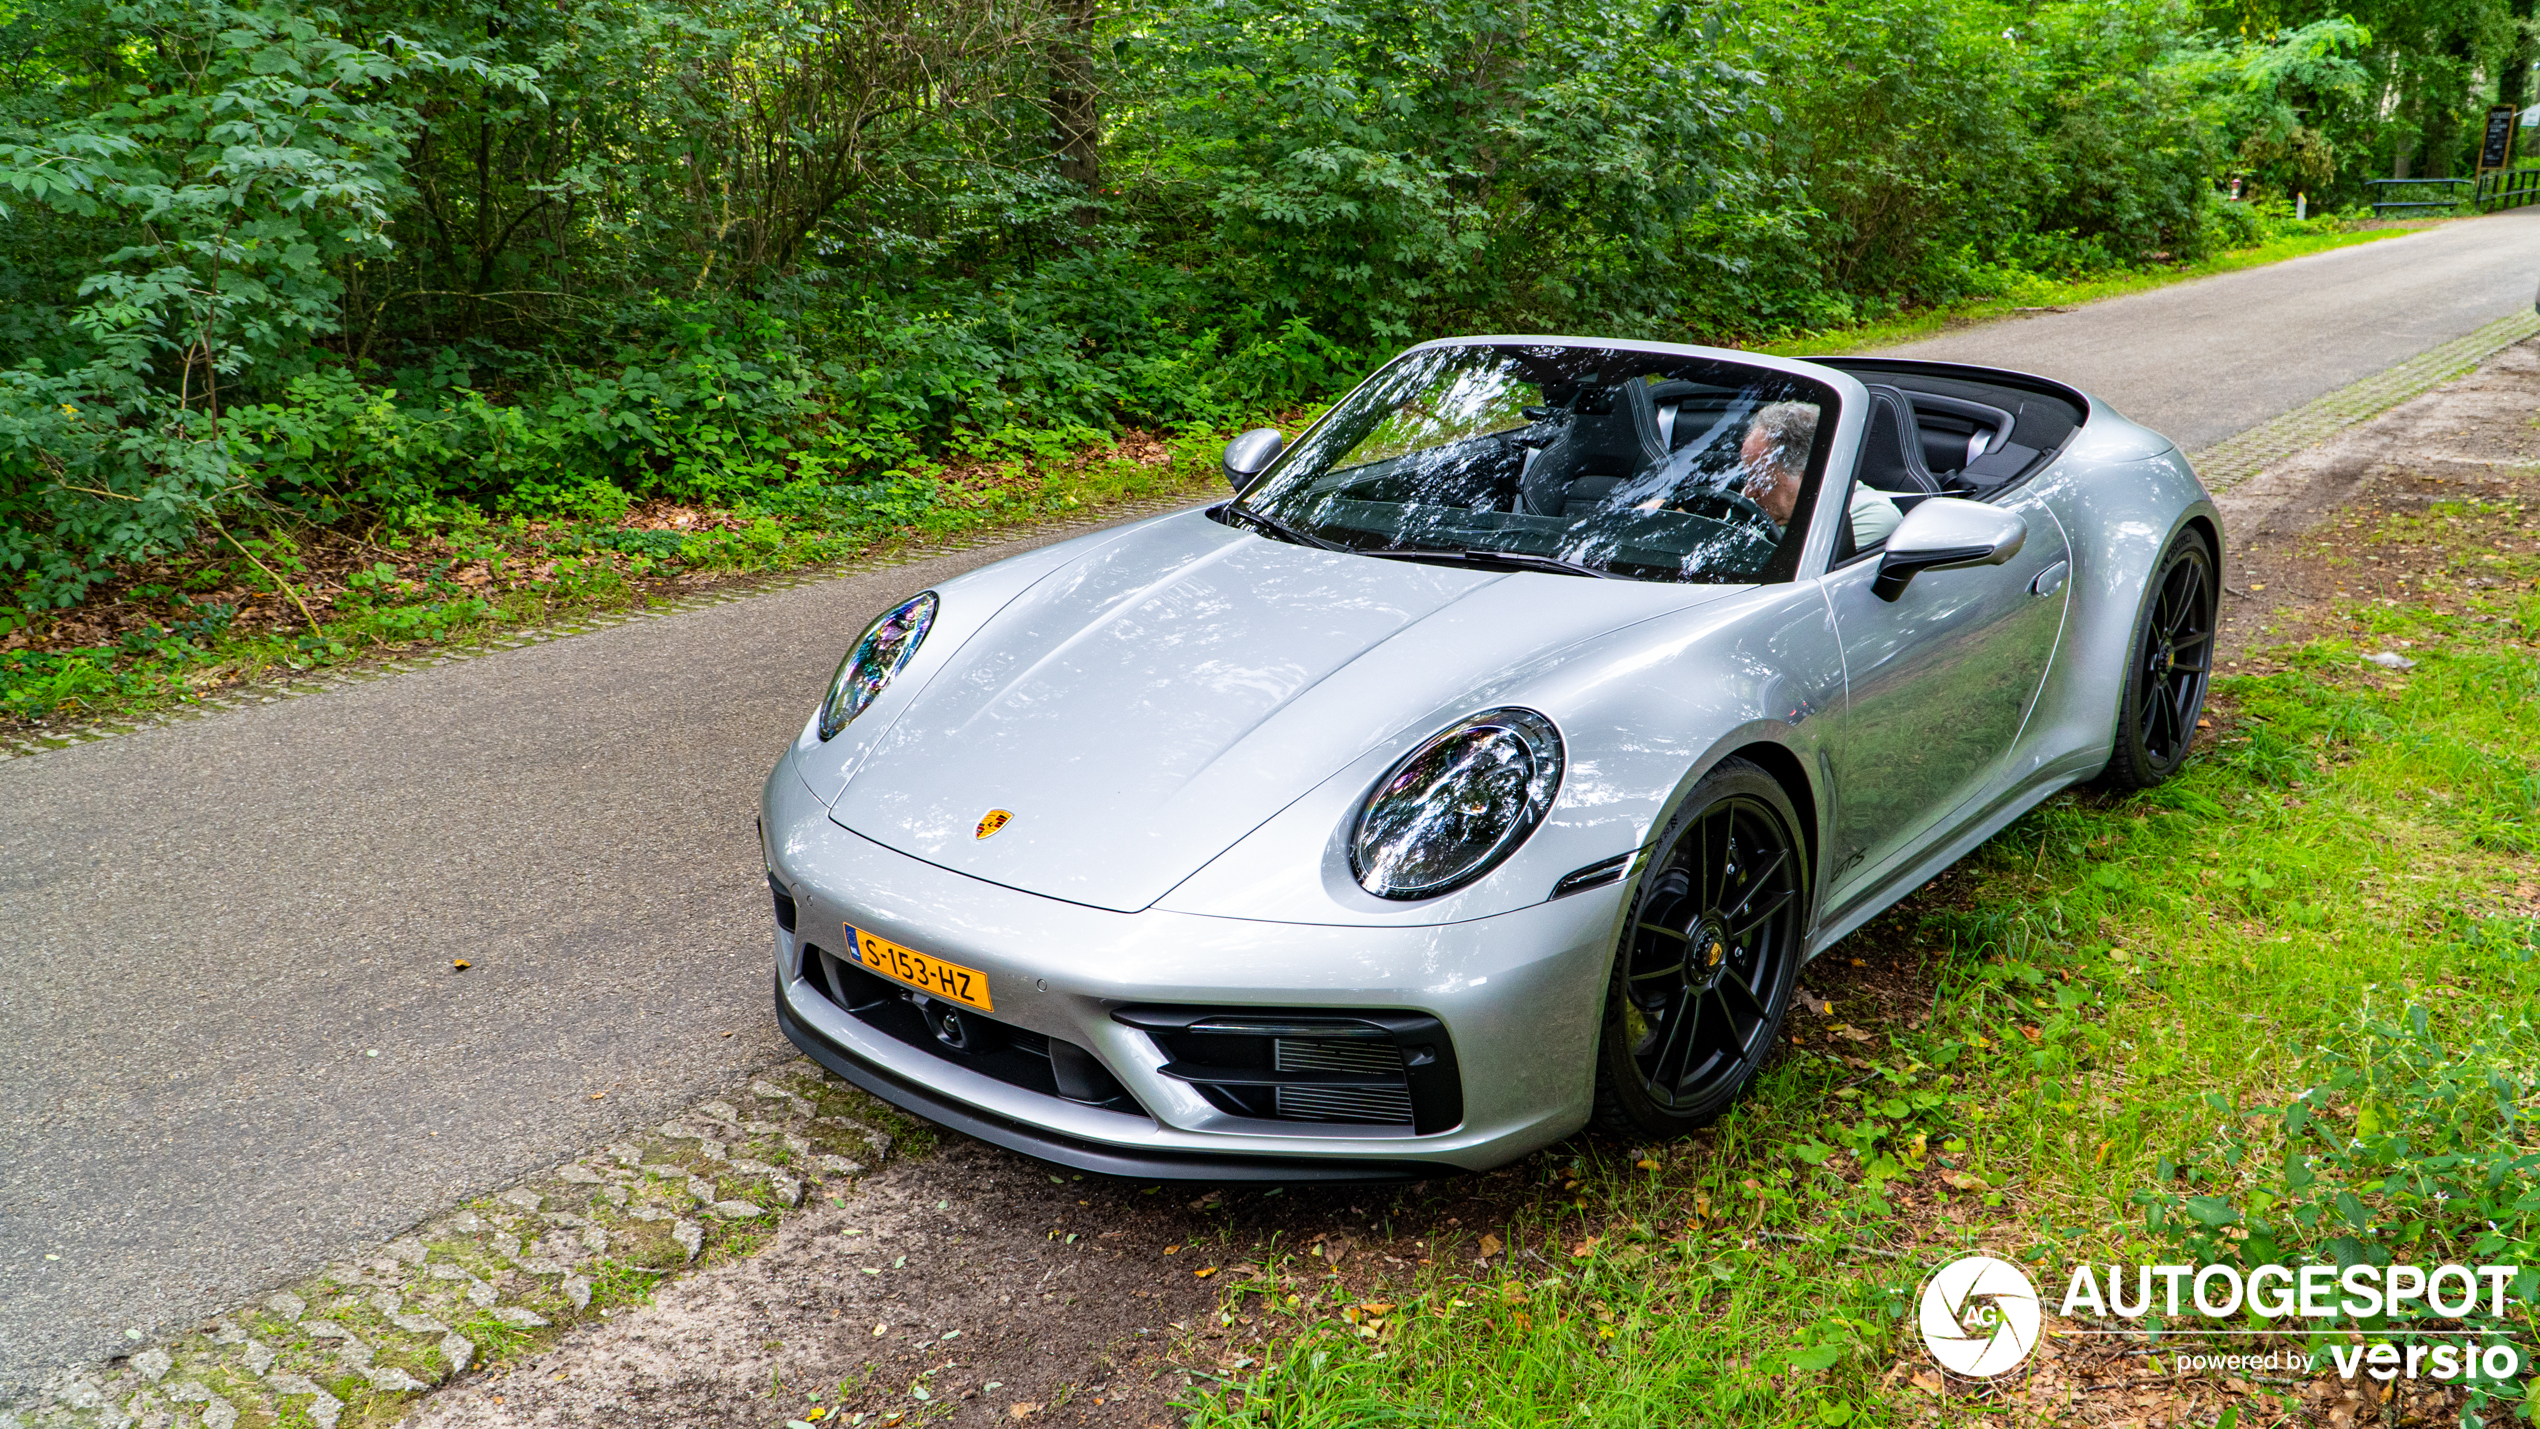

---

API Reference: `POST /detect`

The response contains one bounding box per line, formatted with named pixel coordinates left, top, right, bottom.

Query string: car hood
left=828, top=513, right=1720, bottom=913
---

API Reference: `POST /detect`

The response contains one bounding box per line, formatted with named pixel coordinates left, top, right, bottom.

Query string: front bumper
left=763, top=755, right=1626, bottom=1177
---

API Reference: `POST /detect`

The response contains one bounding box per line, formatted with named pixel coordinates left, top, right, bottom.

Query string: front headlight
left=1350, top=708, right=1563, bottom=899
left=818, top=592, right=938, bottom=740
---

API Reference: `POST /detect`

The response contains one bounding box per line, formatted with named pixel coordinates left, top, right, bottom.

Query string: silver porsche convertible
left=760, top=337, right=2219, bottom=1180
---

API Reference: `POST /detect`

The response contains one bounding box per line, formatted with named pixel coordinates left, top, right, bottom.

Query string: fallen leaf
left=1570, top=1237, right=1601, bottom=1257
left=1359, top=1302, right=1396, bottom=1316
left=451, top=959, right=470, bottom=971
left=2019, top=1025, right=2042, bottom=1043
left=1940, top=1170, right=1982, bottom=1191
left=589, top=1092, right=605, bottom=1100
left=1195, top=1266, right=1218, bottom=1278
left=873, top=1322, right=889, bottom=1337
left=1794, top=989, right=1829, bottom=1016
left=1836, top=1026, right=1873, bottom=1043
left=1009, top=1404, right=1042, bottom=1421
left=1325, top=1238, right=1350, bottom=1268
left=1164, top=1245, right=1179, bottom=1255
left=1478, top=1233, right=1503, bottom=1257
left=1909, top=1368, right=1943, bottom=1394
left=805, top=1410, right=828, bottom=1422
left=1635, top=1159, right=1660, bottom=1171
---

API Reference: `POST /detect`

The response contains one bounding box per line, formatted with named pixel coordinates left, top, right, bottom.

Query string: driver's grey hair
left=1747, top=401, right=1819, bottom=478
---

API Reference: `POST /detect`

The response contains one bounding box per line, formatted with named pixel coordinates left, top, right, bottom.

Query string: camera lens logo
left=1918, top=1254, right=2042, bottom=1379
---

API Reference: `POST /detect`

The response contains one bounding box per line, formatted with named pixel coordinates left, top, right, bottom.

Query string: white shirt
left=1849, top=484, right=1904, bottom=549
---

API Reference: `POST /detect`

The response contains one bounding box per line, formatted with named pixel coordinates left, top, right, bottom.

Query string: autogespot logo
left=1920, top=1254, right=2044, bottom=1378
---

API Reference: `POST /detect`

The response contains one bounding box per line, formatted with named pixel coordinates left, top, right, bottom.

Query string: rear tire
left=1590, top=758, right=1806, bottom=1138
left=2096, top=529, right=2218, bottom=791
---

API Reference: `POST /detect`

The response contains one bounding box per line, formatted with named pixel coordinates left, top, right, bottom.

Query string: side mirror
left=1222, top=428, right=1285, bottom=492
left=1871, top=497, right=2027, bottom=602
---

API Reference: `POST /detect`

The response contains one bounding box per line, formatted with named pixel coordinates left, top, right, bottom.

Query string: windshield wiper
left=1217, top=500, right=1344, bottom=551
left=1363, top=543, right=1612, bottom=579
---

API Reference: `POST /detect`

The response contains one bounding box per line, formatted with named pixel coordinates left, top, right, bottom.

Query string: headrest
left=1854, top=385, right=1940, bottom=496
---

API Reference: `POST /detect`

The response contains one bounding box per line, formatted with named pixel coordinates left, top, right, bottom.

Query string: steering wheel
left=1662, top=488, right=1776, bottom=527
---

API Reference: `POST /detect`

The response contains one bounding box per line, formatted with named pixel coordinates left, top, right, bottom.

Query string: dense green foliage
left=0, top=0, right=2523, bottom=615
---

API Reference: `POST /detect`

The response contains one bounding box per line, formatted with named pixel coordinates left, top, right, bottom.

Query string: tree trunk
left=1049, top=0, right=1100, bottom=226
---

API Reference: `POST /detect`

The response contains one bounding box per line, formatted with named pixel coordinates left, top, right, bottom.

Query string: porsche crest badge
left=975, top=809, right=1013, bottom=840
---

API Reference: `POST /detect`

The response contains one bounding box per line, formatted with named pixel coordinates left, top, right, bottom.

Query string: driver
left=1648, top=401, right=1901, bottom=551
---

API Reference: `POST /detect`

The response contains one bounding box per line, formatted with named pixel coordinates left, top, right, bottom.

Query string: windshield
left=1231, top=343, right=1840, bottom=584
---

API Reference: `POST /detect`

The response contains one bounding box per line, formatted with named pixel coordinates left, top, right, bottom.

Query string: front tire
left=1591, top=758, right=1807, bottom=1138
left=2097, top=530, right=2218, bottom=791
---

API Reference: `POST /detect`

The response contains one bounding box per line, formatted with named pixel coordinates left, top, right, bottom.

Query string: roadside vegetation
left=2, top=0, right=2523, bottom=728
left=1173, top=497, right=2540, bottom=1426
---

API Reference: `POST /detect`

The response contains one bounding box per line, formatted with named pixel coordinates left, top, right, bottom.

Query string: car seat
left=1854, top=385, right=1943, bottom=499
left=1519, top=380, right=1667, bottom=517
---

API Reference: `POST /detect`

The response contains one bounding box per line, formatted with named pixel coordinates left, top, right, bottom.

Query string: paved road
left=5, top=209, right=2538, bottom=1380
left=0, top=545, right=1054, bottom=1379
left=1867, top=207, right=2540, bottom=450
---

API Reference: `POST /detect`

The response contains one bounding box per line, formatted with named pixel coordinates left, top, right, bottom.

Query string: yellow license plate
left=847, top=925, right=993, bottom=1012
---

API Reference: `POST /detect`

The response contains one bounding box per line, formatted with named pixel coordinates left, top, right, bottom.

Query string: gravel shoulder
left=2212, top=335, right=2540, bottom=664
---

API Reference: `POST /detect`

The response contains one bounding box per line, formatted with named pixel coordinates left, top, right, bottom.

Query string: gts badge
left=975, top=809, right=1013, bottom=840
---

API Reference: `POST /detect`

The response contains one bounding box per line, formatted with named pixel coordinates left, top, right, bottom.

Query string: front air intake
left=1110, top=1007, right=1460, bottom=1134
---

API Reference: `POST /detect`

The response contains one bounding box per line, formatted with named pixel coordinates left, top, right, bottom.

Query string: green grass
left=1185, top=499, right=2540, bottom=1426
left=1757, top=223, right=2439, bottom=357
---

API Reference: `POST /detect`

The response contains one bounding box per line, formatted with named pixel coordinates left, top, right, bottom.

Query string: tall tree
left=1049, top=0, right=1101, bottom=222
left=2497, top=0, right=2536, bottom=113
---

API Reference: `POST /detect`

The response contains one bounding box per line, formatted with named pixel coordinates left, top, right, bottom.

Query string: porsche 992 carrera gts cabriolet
left=760, top=337, right=2219, bottom=1180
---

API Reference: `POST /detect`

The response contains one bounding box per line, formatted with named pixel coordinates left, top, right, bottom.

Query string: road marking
left=2190, top=309, right=2540, bottom=491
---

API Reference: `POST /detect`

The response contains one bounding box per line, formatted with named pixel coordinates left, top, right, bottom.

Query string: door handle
left=2031, top=560, right=2069, bottom=597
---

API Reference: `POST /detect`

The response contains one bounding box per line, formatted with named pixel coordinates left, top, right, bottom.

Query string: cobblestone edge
left=2188, top=309, right=2540, bottom=491
left=0, top=491, right=1214, bottom=763
left=0, top=1059, right=909, bottom=1429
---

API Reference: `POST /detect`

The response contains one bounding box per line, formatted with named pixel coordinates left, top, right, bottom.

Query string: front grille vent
left=1274, top=1038, right=1416, bottom=1122
left=1112, top=1007, right=1460, bottom=1134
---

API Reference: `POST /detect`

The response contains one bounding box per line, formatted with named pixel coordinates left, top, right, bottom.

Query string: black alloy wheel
left=1592, top=758, right=1806, bottom=1136
left=2098, top=531, right=2218, bottom=790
